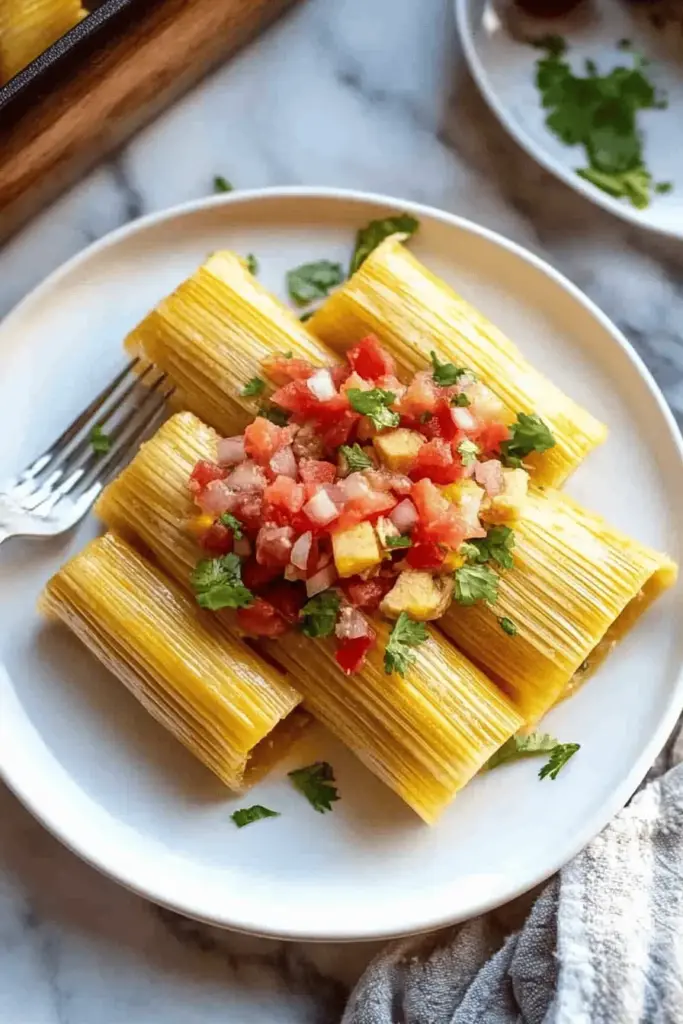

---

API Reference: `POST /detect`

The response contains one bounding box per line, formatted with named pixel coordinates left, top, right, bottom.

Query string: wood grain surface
left=0, top=0, right=302, bottom=242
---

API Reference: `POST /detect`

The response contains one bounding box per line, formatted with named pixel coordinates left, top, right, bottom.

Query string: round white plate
left=456, top=0, right=683, bottom=238
left=1, top=187, right=682, bottom=942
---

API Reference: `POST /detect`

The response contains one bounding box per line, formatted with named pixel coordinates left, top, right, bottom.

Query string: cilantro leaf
left=500, top=413, right=555, bottom=467
left=453, top=564, right=499, bottom=606
left=419, top=411, right=433, bottom=424
left=484, top=732, right=560, bottom=771
left=578, top=166, right=652, bottom=209
left=219, top=513, right=244, bottom=539
left=430, top=350, right=468, bottom=387
left=245, top=254, right=258, bottom=274
left=386, top=535, right=412, bottom=549
left=346, top=388, right=400, bottom=431
left=469, top=525, right=515, bottom=570
left=286, top=261, right=344, bottom=307
left=241, top=376, right=266, bottom=397
left=259, top=404, right=290, bottom=426
left=191, top=553, right=253, bottom=611
left=452, top=393, right=471, bottom=407
left=214, top=175, right=233, bottom=193
left=499, top=616, right=518, bottom=636
left=300, top=590, right=341, bottom=638
left=656, top=181, right=673, bottom=195
left=288, top=762, right=339, bottom=813
left=384, top=612, right=428, bottom=676
left=90, top=425, right=112, bottom=455
left=300, top=310, right=315, bottom=323
left=539, top=742, right=581, bottom=780
left=457, top=438, right=480, bottom=468
left=350, top=214, right=419, bottom=275
left=459, top=541, right=481, bottom=563
left=231, top=805, right=279, bottom=828
left=339, top=443, right=373, bottom=472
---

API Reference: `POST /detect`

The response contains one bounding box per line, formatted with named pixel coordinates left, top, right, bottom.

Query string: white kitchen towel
left=343, top=725, right=683, bottom=1024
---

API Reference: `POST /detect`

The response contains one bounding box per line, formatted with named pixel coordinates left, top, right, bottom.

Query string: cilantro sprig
left=386, top=535, right=412, bottom=549
left=241, top=376, right=266, bottom=398
left=259, top=404, right=290, bottom=427
left=500, top=413, right=555, bottom=468
left=231, top=805, right=279, bottom=828
left=453, top=564, right=499, bottom=606
left=245, top=254, right=258, bottom=275
left=467, top=525, right=515, bottom=571
left=191, top=553, right=254, bottom=611
left=538, top=742, right=581, bottom=780
left=286, top=260, right=344, bottom=306
left=484, top=733, right=580, bottom=779
left=339, top=443, right=373, bottom=473
left=430, top=350, right=469, bottom=387
left=288, top=762, right=339, bottom=813
left=347, top=388, right=400, bottom=431
left=219, top=513, right=244, bottom=540
left=90, top=425, right=112, bottom=455
left=350, top=214, right=419, bottom=275
left=300, top=590, right=341, bottom=638
left=384, top=613, right=428, bottom=676
left=499, top=617, right=518, bottom=636
left=213, top=175, right=233, bottom=193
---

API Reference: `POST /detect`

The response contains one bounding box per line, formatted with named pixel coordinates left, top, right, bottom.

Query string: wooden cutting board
left=0, top=0, right=303, bottom=242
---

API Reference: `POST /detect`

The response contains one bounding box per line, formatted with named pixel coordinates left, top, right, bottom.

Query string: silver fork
left=0, top=359, right=173, bottom=544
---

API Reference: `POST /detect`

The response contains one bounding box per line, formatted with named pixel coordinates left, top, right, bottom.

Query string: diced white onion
left=342, top=472, right=371, bottom=500
left=290, top=531, right=313, bottom=570
left=451, top=407, right=477, bottom=432
left=303, top=488, right=339, bottom=526
left=390, top=498, right=418, bottom=532
left=474, top=459, right=504, bottom=498
left=306, top=368, right=337, bottom=402
left=323, top=483, right=347, bottom=505
left=233, top=536, right=252, bottom=558
left=217, top=435, right=246, bottom=466
left=226, top=460, right=267, bottom=492
left=197, top=480, right=238, bottom=514
left=306, top=563, right=338, bottom=597
left=335, top=605, right=371, bottom=640
left=269, top=445, right=298, bottom=479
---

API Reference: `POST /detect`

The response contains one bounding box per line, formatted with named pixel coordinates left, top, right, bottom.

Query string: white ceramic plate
left=1, top=187, right=682, bottom=942
left=456, top=0, right=683, bottom=238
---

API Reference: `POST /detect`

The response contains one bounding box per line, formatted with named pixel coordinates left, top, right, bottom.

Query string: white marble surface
left=2, top=0, right=683, bottom=1019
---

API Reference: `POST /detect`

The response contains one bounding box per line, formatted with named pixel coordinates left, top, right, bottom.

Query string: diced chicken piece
left=373, top=429, right=425, bottom=474
left=332, top=521, right=382, bottom=578
left=380, top=570, right=454, bottom=621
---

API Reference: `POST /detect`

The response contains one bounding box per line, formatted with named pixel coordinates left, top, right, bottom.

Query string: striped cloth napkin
left=343, top=722, right=683, bottom=1024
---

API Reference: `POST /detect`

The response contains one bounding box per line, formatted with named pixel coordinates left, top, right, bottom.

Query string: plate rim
left=2, top=185, right=683, bottom=942
left=454, top=0, right=683, bottom=241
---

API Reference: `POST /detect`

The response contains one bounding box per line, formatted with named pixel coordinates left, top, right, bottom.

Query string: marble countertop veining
left=2, top=0, right=683, bottom=1020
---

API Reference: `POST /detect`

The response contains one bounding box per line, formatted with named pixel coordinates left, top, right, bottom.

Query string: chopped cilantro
left=419, top=411, right=433, bottom=424
left=219, top=513, right=244, bottom=540
left=286, top=260, right=344, bottom=307
left=499, top=616, right=518, bottom=636
left=300, top=310, right=315, bottom=323
left=384, top=612, right=428, bottom=676
left=430, top=350, right=468, bottom=387
left=350, top=214, right=419, bottom=275
left=213, top=175, right=233, bottom=193
left=459, top=541, right=481, bottom=563
left=241, top=376, right=266, bottom=397
left=191, top=553, right=253, bottom=611
left=259, top=404, right=290, bottom=426
left=531, top=34, right=566, bottom=58
left=90, top=425, right=112, bottom=455
left=346, top=388, right=400, bottom=431
left=655, top=181, right=673, bottom=195
left=539, top=742, right=581, bottom=780
left=339, top=443, right=373, bottom=472
left=300, top=590, right=341, bottom=638
left=386, top=535, right=412, bottom=549
left=231, top=805, right=279, bottom=828
left=500, top=413, right=555, bottom=467
left=533, top=40, right=668, bottom=209
left=283, top=351, right=293, bottom=359
left=468, top=525, right=515, bottom=570
left=484, top=732, right=560, bottom=771
left=245, top=254, right=258, bottom=274
left=457, top=438, right=480, bottom=468
left=453, top=563, right=499, bottom=606
left=288, top=762, right=339, bottom=813
left=617, top=38, right=631, bottom=51
left=452, top=393, right=471, bottom=408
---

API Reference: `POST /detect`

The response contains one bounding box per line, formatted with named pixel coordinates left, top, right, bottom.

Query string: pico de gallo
left=187, top=335, right=555, bottom=676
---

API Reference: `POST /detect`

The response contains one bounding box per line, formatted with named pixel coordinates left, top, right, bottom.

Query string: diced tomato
left=262, top=581, right=307, bottom=624
left=331, top=364, right=351, bottom=389
left=406, top=541, right=446, bottom=570
left=335, top=632, right=376, bottom=675
left=313, top=392, right=352, bottom=424
left=339, top=575, right=394, bottom=611
left=271, top=379, right=316, bottom=418
left=263, top=476, right=305, bottom=516
left=256, top=524, right=295, bottom=567
left=189, top=459, right=227, bottom=493
left=237, top=598, right=289, bottom=638
left=477, top=421, right=510, bottom=456
left=298, top=459, right=336, bottom=500
left=335, top=490, right=397, bottom=531
left=411, top=478, right=467, bottom=549
left=262, top=356, right=315, bottom=385
left=398, top=371, right=438, bottom=419
left=198, top=521, right=234, bottom=555
left=232, top=492, right=264, bottom=535
left=347, top=335, right=396, bottom=380
left=244, top=417, right=294, bottom=465
left=411, top=437, right=463, bottom=485
left=241, top=557, right=281, bottom=592
left=321, top=410, right=360, bottom=449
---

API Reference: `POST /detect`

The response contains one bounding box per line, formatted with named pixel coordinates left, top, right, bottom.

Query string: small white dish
left=0, top=187, right=682, bottom=941
left=456, top=0, right=683, bottom=238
